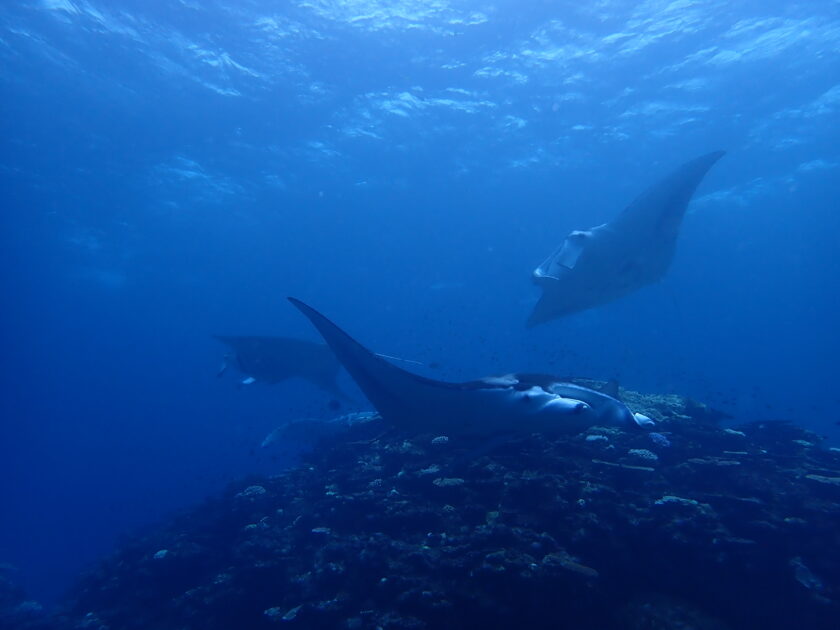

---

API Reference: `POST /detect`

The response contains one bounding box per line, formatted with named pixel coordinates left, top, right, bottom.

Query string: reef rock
left=51, top=390, right=840, bottom=629
left=0, top=564, right=53, bottom=630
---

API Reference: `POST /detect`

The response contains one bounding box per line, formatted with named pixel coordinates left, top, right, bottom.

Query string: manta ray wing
left=612, top=150, right=726, bottom=240
left=287, top=298, right=488, bottom=433
left=529, top=151, right=725, bottom=325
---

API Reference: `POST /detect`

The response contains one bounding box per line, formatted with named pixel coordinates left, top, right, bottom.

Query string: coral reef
left=37, top=390, right=840, bottom=628
left=0, top=564, right=53, bottom=630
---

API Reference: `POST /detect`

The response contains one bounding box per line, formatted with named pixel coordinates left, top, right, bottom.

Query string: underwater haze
left=1, top=0, right=839, bottom=608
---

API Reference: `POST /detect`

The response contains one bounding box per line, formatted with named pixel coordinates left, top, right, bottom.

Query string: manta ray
left=288, top=298, right=653, bottom=435
left=529, top=151, right=725, bottom=325
left=214, top=335, right=351, bottom=402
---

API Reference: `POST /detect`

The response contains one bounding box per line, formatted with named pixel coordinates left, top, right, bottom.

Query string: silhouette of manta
left=288, top=298, right=653, bottom=436
left=529, top=151, right=725, bottom=325
left=214, top=335, right=351, bottom=403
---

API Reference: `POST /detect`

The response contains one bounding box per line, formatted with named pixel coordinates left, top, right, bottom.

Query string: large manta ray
left=288, top=298, right=653, bottom=436
left=214, top=335, right=351, bottom=402
left=529, top=151, right=725, bottom=325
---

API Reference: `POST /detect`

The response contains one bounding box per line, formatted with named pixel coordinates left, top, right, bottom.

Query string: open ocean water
left=1, top=1, right=839, bottom=627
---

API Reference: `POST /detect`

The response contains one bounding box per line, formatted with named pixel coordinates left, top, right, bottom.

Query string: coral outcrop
left=44, top=390, right=840, bottom=629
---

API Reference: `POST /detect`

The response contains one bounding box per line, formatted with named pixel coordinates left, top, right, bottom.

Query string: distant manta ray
left=529, top=151, right=725, bottom=325
left=214, top=335, right=352, bottom=403
left=288, top=298, right=653, bottom=436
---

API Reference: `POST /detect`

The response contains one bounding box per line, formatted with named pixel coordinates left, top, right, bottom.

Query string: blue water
left=1, top=0, right=838, bottom=606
